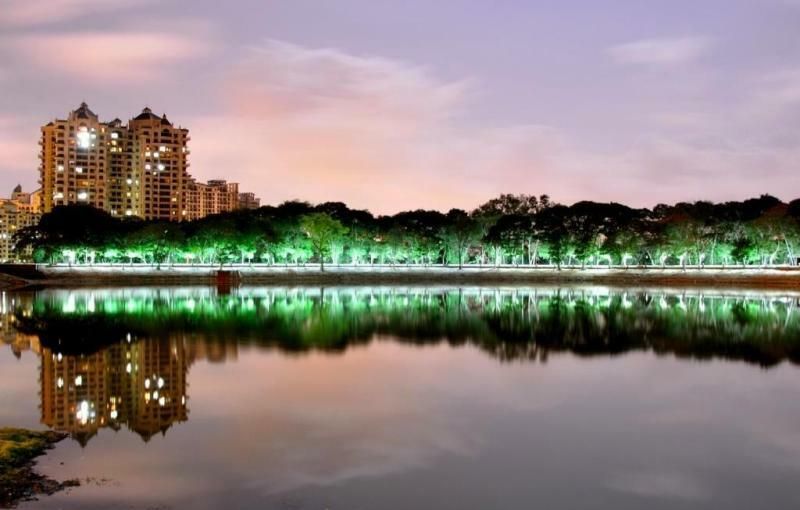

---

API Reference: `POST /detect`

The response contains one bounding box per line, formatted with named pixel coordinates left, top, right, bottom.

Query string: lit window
left=145, top=164, right=151, bottom=170
left=75, top=166, right=83, bottom=173
left=57, top=164, right=64, bottom=172
left=111, top=132, right=119, bottom=139
left=53, top=192, right=64, bottom=199
left=157, top=164, right=165, bottom=171
left=77, top=191, right=88, bottom=201
left=76, top=130, right=90, bottom=149
left=145, top=151, right=151, bottom=157
left=159, top=146, right=166, bottom=152
left=125, top=209, right=133, bottom=216
left=126, top=178, right=133, bottom=185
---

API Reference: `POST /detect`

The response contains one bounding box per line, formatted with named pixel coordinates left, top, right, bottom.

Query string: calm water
left=2, top=286, right=800, bottom=509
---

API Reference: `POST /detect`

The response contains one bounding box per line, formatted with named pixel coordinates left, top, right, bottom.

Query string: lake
left=2, top=286, right=800, bottom=509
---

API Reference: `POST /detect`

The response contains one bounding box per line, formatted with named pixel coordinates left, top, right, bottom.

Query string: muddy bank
left=0, top=428, right=78, bottom=508
left=24, top=265, right=800, bottom=290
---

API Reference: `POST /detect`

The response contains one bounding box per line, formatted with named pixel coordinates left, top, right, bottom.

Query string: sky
left=0, top=0, right=798, bottom=214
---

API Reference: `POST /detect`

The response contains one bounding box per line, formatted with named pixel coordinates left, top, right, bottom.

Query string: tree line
left=14, top=193, right=800, bottom=269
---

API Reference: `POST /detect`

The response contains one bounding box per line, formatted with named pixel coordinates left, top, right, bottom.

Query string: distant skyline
left=1, top=0, right=799, bottom=214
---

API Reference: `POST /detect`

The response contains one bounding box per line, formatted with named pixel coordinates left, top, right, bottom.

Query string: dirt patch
left=0, top=428, right=79, bottom=508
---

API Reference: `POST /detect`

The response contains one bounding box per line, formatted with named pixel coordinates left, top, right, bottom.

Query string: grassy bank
left=24, top=265, right=800, bottom=290
left=0, top=428, right=78, bottom=507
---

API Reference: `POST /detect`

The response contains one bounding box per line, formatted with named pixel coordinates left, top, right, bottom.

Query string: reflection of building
left=0, top=185, right=42, bottom=261
left=40, top=103, right=259, bottom=221
left=187, top=339, right=239, bottom=364
left=40, top=337, right=189, bottom=446
left=0, top=293, right=38, bottom=357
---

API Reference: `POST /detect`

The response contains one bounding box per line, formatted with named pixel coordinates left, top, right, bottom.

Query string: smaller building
left=0, top=185, right=42, bottom=262
left=238, top=192, right=261, bottom=210
left=186, top=179, right=239, bottom=219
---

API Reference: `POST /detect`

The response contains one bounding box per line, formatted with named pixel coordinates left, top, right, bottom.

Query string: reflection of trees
left=11, top=288, right=800, bottom=367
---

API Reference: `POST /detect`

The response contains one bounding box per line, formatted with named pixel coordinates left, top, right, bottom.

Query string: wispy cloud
left=0, top=0, right=161, bottom=27
left=185, top=40, right=798, bottom=213
left=5, top=28, right=214, bottom=83
left=752, top=69, right=800, bottom=109
left=608, top=36, right=714, bottom=66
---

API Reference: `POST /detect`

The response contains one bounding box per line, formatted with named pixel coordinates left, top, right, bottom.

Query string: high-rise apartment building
left=0, top=185, right=42, bottom=261
left=128, top=108, right=192, bottom=221
left=39, top=104, right=257, bottom=221
left=40, top=103, right=108, bottom=212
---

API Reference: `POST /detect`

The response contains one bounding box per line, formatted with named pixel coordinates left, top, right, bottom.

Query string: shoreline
left=0, top=428, right=78, bottom=507
left=12, top=264, right=800, bottom=290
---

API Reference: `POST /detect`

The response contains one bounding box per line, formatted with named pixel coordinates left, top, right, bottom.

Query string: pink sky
left=0, top=0, right=798, bottom=213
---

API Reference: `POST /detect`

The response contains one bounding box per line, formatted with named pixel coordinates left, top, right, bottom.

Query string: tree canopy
left=13, top=194, right=800, bottom=268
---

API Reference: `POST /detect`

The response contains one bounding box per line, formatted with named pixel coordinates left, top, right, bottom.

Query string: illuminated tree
left=300, top=213, right=349, bottom=271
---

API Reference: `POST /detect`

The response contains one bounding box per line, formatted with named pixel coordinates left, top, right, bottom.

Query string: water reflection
left=3, top=286, right=800, bottom=448
left=40, top=339, right=189, bottom=446
left=10, top=286, right=800, bottom=365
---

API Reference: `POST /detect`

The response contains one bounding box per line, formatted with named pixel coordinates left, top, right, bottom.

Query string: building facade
left=186, top=179, right=240, bottom=219
left=238, top=192, right=261, bottom=210
left=0, top=185, right=42, bottom=261
left=40, top=104, right=257, bottom=221
left=40, top=103, right=108, bottom=212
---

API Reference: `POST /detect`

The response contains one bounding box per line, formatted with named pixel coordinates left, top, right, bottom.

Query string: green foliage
left=16, top=194, right=800, bottom=268
left=299, top=213, right=349, bottom=270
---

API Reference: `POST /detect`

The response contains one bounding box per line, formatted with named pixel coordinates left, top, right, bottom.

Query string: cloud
left=608, top=36, right=713, bottom=66
left=749, top=69, right=800, bottom=113
left=0, top=0, right=160, bottom=27
left=5, top=29, right=213, bottom=83
left=224, top=40, right=469, bottom=127
left=191, top=41, right=480, bottom=212
left=606, top=471, right=710, bottom=501
left=0, top=116, right=38, bottom=187
left=185, top=40, right=800, bottom=214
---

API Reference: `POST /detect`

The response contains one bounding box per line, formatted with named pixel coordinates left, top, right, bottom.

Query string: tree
left=536, top=205, right=571, bottom=269
left=300, top=213, right=349, bottom=271
left=442, top=209, right=481, bottom=269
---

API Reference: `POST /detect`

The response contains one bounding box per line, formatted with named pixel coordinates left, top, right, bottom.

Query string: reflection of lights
left=62, top=295, right=76, bottom=313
